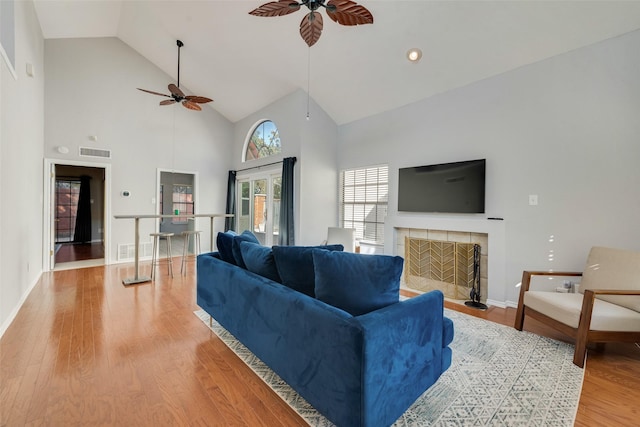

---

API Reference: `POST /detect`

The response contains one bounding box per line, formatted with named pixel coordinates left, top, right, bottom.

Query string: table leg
left=123, top=217, right=152, bottom=285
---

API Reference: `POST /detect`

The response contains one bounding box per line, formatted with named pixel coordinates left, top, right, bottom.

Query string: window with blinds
left=340, top=165, right=389, bottom=244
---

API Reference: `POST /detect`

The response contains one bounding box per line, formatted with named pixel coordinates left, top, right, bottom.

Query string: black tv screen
left=398, top=159, right=486, bottom=213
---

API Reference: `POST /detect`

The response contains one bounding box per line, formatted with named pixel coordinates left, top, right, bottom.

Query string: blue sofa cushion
left=272, top=244, right=344, bottom=297
left=216, top=230, right=238, bottom=265
left=313, top=250, right=403, bottom=316
left=231, top=230, right=260, bottom=269
left=239, top=241, right=282, bottom=283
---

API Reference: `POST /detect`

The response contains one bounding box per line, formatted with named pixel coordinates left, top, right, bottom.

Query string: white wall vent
left=79, top=147, right=111, bottom=159
left=117, top=242, right=153, bottom=261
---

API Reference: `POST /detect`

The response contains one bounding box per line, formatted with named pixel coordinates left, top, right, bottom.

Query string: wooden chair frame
left=514, top=270, right=640, bottom=368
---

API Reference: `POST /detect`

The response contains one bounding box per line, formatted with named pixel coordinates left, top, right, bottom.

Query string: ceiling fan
left=249, top=0, right=373, bottom=47
left=137, top=40, right=213, bottom=111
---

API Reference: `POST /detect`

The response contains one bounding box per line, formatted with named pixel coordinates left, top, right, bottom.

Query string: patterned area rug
left=194, top=308, right=584, bottom=426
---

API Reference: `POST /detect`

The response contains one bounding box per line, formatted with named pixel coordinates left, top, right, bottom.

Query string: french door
left=237, top=172, right=281, bottom=246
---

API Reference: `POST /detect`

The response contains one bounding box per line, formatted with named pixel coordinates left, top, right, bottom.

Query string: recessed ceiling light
left=407, top=48, right=422, bottom=62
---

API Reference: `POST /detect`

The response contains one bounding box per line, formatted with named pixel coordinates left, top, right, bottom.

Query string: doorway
left=157, top=170, right=198, bottom=257
left=237, top=171, right=281, bottom=246
left=43, top=160, right=110, bottom=271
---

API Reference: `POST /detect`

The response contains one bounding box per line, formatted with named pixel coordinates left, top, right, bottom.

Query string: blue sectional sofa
left=196, top=233, right=453, bottom=427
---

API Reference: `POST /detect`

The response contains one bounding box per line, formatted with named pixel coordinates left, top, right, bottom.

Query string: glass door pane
left=172, top=184, right=193, bottom=223
left=55, top=179, right=81, bottom=242
left=236, top=174, right=281, bottom=247
left=252, top=179, right=267, bottom=245
left=238, top=181, right=251, bottom=234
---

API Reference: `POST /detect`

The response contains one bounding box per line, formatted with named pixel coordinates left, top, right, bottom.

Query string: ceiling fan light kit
left=137, top=40, right=213, bottom=111
left=249, top=0, right=374, bottom=47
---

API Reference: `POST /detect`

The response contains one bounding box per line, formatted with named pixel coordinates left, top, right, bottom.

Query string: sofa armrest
left=514, top=270, right=583, bottom=330
left=354, top=290, right=449, bottom=427
left=198, top=251, right=221, bottom=259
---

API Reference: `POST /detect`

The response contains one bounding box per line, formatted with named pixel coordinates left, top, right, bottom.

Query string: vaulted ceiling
left=33, top=1, right=640, bottom=125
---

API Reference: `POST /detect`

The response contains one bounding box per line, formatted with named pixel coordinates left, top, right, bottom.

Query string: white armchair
left=514, top=246, right=640, bottom=367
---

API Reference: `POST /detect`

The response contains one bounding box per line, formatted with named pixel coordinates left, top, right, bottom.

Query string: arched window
left=245, top=120, right=281, bottom=161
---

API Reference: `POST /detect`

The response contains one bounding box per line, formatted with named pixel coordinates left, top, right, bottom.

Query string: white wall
left=298, top=95, right=339, bottom=245
left=338, top=29, right=640, bottom=306
left=0, top=0, right=45, bottom=334
left=43, top=37, right=233, bottom=258
left=232, top=90, right=339, bottom=246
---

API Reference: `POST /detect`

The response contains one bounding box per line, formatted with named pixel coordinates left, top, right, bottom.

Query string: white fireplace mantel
left=385, top=213, right=507, bottom=306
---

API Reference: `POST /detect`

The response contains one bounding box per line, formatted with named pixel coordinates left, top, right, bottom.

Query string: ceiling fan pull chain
left=306, top=45, right=311, bottom=120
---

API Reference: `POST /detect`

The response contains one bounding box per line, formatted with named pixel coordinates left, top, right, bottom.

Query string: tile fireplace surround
left=399, top=229, right=488, bottom=303
left=388, top=216, right=507, bottom=307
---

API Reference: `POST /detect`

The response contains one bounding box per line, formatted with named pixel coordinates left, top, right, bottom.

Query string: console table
left=114, top=213, right=233, bottom=285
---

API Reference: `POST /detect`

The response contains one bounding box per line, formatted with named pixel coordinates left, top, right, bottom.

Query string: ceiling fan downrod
left=176, top=39, right=183, bottom=88
left=300, top=0, right=335, bottom=12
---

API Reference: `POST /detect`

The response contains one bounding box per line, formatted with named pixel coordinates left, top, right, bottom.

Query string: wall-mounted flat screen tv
left=398, top=159, right=486, bottom=213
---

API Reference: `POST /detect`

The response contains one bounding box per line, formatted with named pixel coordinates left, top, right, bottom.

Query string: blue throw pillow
left=231, top=230, right=261, bottom=269
left=313, top=250, right=403, bottom=316
left=272, top=244, right=344, bottom=297
left=216, top=230, right=238, bottom=265
left=240, top=241, right=281, bottom=283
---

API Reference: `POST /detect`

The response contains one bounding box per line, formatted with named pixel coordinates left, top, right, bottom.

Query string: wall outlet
left=528, top=194, right=538, bottom=206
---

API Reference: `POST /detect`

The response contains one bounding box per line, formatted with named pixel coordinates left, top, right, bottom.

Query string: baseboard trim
left=485, top=299, right=518, bottom=309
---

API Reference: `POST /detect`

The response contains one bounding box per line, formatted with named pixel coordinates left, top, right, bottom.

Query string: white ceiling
left=33, top=0, right=640, bottom=125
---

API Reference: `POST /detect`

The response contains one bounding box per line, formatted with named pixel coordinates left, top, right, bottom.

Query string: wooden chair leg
left=574, top=290, right=596, bottom=368
left=514, top=305, right=525, bottom=331
left=514, top=271, right=531, bottom=331
left=573, top=342, right=587, bottom=368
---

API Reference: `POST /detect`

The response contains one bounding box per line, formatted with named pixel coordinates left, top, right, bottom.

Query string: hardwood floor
left=55, top=242, right=105, bottom=263
left=1, top=263, right=638, bottom=426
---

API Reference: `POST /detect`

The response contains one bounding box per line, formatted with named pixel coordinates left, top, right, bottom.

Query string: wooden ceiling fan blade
left=168, top=83, right=185, bottom=98
left=182, top=101, right=202, bottom=111
left=138, top=41, right=213, bottom=111
left=300, top=11, right=323, bottom=47
left=185, top=96, right=213, bottom=104
left=137, top=88, right=171, bottom=97
left=249, top=0, right=301, bottom=17
left=326, top=0, right=373, bottom=26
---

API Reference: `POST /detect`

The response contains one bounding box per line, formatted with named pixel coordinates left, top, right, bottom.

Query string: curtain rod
left=235, top=160, right=282, bottom=173
left=234, top=157, right=296, bottom=173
